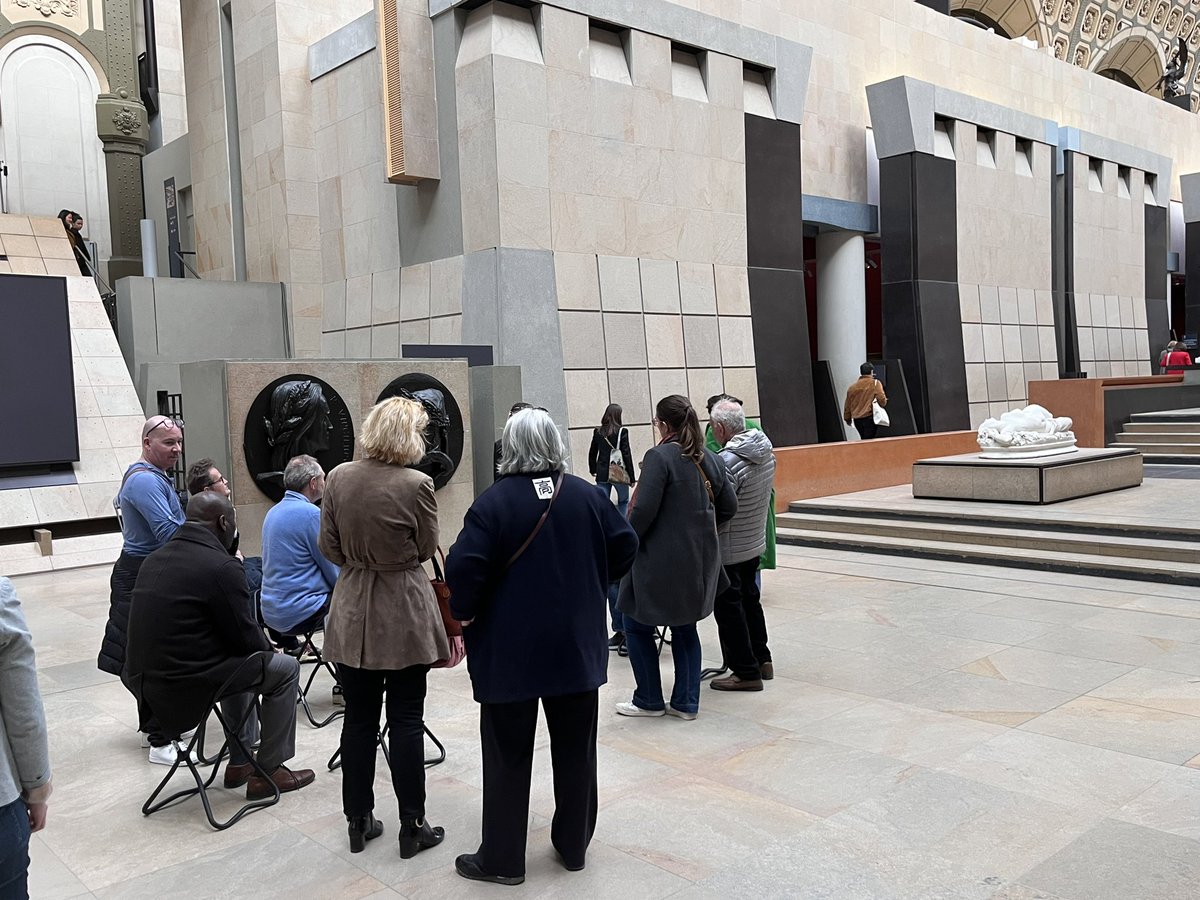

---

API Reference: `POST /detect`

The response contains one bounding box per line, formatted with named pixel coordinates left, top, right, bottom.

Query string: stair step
left=774, top=513, right=1200, bottom=564
left=1115, top=432, right=1200, bottom=443
left=1130, top=410, right=1200, bottom=423
left=785, top=500, right=1200, bottom=542
left=775, top=526, right=1200, bottom=586
left=1111, top=442, right=1200, bottom=454
left=1123, top=422, right=1200, bottom=434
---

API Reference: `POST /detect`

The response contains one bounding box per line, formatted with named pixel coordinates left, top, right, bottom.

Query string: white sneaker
left=139, top=732, right=151, bottom=749
left=332, top=685, right=345, bottom=706
left=665, top=707, right=697, bottom=720
left=148, top=743, right=199, bottom=767
left=614, top=702, right=665, bottom=718
left=179, top=727, right=198, bottom=744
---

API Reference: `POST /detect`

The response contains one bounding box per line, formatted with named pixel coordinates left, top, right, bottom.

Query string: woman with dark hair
left=615, top=395, right=736, bottom=720
left=587, top=403, right=636, bottom=518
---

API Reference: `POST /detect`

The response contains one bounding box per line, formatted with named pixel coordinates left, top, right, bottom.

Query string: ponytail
left=655, top=394, right=705, bottom=463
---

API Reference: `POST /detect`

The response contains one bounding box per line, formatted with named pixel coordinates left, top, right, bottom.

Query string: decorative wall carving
left=952, top=0, right=1200, bottom=104
left=13, top=0, right=78, bottom=17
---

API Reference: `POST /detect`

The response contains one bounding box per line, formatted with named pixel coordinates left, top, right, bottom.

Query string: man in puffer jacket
left=708, top=400, right=777, bottom=692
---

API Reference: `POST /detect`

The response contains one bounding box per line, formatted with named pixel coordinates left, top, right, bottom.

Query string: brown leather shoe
left=246, top=764, right=316, bottom=800
left=223, top=762, right=255, bottom=789
left=760, top=662, right=774, bottom=681
left=710, top=674, right=764, bottom=692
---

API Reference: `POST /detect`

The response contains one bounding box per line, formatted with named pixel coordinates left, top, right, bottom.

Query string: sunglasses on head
left=146, top=415, right=185, bottom=437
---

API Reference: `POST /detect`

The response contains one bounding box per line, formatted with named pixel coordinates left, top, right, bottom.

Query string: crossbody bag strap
left=688, top=454, right=715, bottom=505
left=504, top=471, right=564, bottom=569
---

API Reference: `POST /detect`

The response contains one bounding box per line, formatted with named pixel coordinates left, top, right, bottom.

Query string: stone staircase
left=1111, top=409, right=1200, bottom=463
left=776, top=500, right=1200, bottom=586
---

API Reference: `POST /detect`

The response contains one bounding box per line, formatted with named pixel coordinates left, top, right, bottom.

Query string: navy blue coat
left=446, top=470, right=638, bottom=704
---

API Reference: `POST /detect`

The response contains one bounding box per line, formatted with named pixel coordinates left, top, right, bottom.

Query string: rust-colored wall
left=773, top=431, right=979, bottom=509
left=1028, top=376, right=1182, bottom=448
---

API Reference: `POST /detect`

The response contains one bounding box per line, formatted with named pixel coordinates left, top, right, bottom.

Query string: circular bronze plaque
left=243, top=375, right=355, bottom=502
left=376, top=373, right=464, bottom=490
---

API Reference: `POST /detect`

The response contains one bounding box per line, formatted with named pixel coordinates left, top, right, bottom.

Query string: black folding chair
left=140, top=652, right=281, bottom=830
left=292, top=627, right=344, bottom=728
left=327, top=724, right=446, bottom=771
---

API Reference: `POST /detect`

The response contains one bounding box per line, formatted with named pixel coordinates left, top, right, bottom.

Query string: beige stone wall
left=951, top=120, right=1057, bottom=427
left=1070, top=155, right=1151, bottom=378
left=666, top=0, right=1200, bottom=204
left=181, top=0, right=236, bottom=280
left=312, top=49, right=463, bottom=359
left=154, top=0, right=188, bottom=144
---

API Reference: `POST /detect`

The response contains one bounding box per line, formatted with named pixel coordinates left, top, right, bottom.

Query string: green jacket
left=706, top=420, right=777, bottom=570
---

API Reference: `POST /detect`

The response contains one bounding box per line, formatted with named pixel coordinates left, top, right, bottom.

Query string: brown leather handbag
left=430, top=549, right=461, bottom=638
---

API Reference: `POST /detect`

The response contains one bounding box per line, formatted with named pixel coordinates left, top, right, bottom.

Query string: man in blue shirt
left=260, top=455, right=339, bottom=653
left=97, top=415, right=187, bottom=761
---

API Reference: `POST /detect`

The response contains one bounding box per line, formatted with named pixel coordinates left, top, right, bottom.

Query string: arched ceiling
left=951, top=0, right=1200, bottom=105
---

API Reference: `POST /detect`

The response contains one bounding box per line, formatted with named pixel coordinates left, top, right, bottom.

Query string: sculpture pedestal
left=912, top=447, right=1142, bottom=504
left=1167, top=95, right=1193, bottom=112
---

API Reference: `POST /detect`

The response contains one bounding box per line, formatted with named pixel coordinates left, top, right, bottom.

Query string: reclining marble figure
left=976, top=404, right=1077, bottom=458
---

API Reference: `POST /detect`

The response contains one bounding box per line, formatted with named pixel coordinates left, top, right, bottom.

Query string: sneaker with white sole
left=148, top=743, right=199, bottom=767
left=665, top=707, right=697, bottom=720
left=614, top=702, right=665, bottom=717
left=139, top=732, right=151, bottom=749
left=332, top=684, right=345, bottom=706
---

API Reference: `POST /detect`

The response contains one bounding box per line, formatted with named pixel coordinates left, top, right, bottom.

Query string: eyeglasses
left=205, top=475, right=228, bottom=489
left=145, top=415, right=184, bottom=437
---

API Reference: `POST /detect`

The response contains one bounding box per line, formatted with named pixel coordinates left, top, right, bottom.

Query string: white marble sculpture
left=976, top=404, right=1078, bottom=458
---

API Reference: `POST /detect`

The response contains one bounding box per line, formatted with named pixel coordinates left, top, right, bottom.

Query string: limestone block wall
left=1069, top=155, right=1152, bottom=378
left=950, top=121, right=1058, bottom=426
left=153, top=0, right=188, bottom=145
left=313, top=49, right=464, bottom=359
left=453, top=2, right=760, bottom=465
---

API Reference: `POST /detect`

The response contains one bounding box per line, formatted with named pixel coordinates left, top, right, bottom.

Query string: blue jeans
left=623, top=617, right=701, bottom=715
left=607, top=582, right=623, bottom=634
left=596, top=479, right=630, bottom=519
left=0, top=797, right=31, bottom=899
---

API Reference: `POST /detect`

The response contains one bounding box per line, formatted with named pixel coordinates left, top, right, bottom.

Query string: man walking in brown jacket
left=843, top=362, right=887, bottom=440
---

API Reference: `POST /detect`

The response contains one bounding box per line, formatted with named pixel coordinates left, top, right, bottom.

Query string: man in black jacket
left=124, top=492, right=315, bottom=800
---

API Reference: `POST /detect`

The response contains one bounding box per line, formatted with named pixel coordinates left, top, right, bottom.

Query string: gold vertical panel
left=380, top=0, right=418, bottom=184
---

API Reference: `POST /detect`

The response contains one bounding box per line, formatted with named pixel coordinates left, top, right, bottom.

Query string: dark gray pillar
left=878, top=152, right=968, bottom=433
left=1144, top=205, right=1170, bottom=372
left=744, top=114, right=817, bottom=446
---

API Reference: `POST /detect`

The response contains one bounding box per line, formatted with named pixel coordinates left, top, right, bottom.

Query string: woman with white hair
left=446, top=408, right=638, bottom=886
left=319, top=396, right=452, bottom=859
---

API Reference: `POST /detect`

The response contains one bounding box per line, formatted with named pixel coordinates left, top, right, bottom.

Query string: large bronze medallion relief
left=244, top=375, right=354, bottom=501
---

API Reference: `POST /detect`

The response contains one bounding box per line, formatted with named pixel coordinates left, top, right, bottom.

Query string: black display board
left=0, top=275, right=79, bottom=468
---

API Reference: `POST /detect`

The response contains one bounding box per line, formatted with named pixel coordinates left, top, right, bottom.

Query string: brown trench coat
left=318, top=458, right=450, bottom=670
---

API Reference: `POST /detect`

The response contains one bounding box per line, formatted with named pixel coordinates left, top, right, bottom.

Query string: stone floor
left=14, top=544, right=1200, bottom=899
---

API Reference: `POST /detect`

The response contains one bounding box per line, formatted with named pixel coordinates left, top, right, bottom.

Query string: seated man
left=124, top=492, right=315, bottom=799
left=186, top=458, right=263, bottom=597
left=260, top=455, right=339, bottom=652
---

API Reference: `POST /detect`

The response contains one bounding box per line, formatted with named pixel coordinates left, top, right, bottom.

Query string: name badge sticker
left=532, top=477, right=555, bottom=499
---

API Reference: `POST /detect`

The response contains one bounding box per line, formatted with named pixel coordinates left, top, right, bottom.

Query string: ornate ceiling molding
left=952, top=0, right=1200, bottom=105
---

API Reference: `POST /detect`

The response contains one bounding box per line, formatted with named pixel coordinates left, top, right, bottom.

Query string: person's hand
left=458, top=618, right=474, bottom=627
left=26, top=801, right=48, bottom=833
left=235, top=550, right=244, bottom=561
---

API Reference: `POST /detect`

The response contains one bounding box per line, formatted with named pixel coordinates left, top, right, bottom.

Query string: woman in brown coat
left=319, top=396, right=452, bottom=859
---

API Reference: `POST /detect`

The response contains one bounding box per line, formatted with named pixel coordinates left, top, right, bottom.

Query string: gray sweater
left=717, top=428, right=776, bottom=565
left=0, top=577, right=51, bottom=808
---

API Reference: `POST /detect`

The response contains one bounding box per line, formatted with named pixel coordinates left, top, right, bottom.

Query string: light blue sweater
left=0, top=578, right=51, bottom=808
left=117, top=461, right=184, bottom=557
left=260, top=491, right=339, bottom=633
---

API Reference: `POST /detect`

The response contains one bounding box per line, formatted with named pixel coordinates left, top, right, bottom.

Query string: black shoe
left=347, top=813, right=383, bottom=853
left=555, top=847, right=586, bottom=871
left=455, top=852, right=525, bottom=886
left=608, top=632, right=625, bottom=651
left=617, top=642, right=629, bottom=658
left=399, top=817, right=445, bottom=859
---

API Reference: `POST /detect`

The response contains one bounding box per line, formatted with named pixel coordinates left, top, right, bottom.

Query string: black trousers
left=853, top=416, right=877, bottom=439
left=713, top=556, right=771, bottom=679
left=478, top=690, right=598, bottom=877
left=336, top=663, right=428, bottom=819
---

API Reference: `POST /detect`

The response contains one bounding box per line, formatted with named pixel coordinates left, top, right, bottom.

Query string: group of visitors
left=6, top=381, right=778, bottom=894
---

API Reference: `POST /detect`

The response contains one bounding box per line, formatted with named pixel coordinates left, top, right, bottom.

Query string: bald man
left=125, top=493, right=315, bottom=798
left=99, top=416, right=189, bottom=754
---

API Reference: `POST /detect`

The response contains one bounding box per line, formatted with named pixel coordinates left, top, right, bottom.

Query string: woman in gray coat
left=615, top=395, right=736, bottom=719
